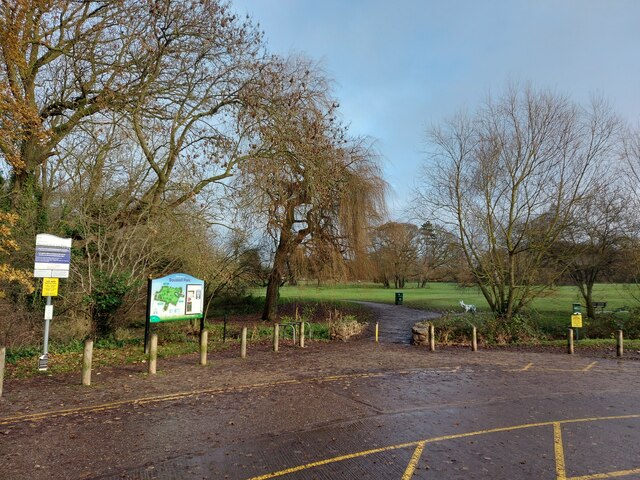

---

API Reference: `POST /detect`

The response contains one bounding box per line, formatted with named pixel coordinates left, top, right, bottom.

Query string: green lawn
left=253, top=282, right=639, bottom=337
left=260, top=282, right=637, bottom=314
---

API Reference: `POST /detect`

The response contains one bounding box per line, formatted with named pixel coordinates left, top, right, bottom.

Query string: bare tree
left=237, top=56, right=386, bottom=321
left=121, top=0, right=263, bottom=221
left=0, top=0, right=147, bottom=212
left=419, top=86, right=620, bottom=320
left=369, top=222, right=419, bottom=288
left=551, top=184, right=632, bottom=319
left=0, top=0, right=264, bottom=240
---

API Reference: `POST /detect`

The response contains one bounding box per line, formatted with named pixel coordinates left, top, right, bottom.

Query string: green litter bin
left=395, top=292, right=403, bottom=305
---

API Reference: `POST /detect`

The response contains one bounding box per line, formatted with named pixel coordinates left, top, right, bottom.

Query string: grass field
left=252, top=283, right=640, bottom=339
left=252, top=282, right=640, bottom=337
left=264, top=282, right=637, bottom=313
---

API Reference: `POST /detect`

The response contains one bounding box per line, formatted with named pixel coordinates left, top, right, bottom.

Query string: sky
left=230, top=0, right=640, bottom=219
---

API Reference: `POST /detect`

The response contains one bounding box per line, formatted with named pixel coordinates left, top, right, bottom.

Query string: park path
left=355, top=301, right=442, bottom=343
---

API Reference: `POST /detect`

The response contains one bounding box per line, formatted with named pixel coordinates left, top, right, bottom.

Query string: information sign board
left=571, top=313, right=583, bottom=328
left=42, top=278, right=59, bottom=297
left=34, top=234, right=72, bottom=278
left=148, top=273, right=205, bottom=323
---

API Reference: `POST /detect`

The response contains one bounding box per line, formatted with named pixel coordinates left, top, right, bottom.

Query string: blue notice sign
left=34, top=234, right=72, bottom=278
left=35, top=246, right=71, bottom=264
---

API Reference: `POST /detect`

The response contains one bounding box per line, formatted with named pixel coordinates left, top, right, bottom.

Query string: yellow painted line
left=569, top=467, right=640, bottom=480
left=508, top=362, right=534, bottom=372
left=0, top=371, right=391, bottom=426
left=539, top=367, right=599, bottom=373
left=247, top=414, right=640, bottom=480
left=554, top=423, right=567, bottom=480
left=3, top=367, right=460, bottom=427
left=0, top=380, right=297, bottom=426
left=248, top=441, right=422, bottom=480
left=507, top=362, right=603, bottom=374
left=402, top=441, right=426, bottom=480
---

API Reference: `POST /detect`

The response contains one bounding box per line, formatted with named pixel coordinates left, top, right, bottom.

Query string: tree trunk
left=573, top=270, right=598, bottom=320
left=581, top=279, right=596, bottom=320
left=262, top=235, right=291, bottom=321
left=262, top=266, right=282, bottom=321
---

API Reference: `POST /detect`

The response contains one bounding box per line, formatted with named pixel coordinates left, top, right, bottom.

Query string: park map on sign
left=154, top=286, right=183, bottom=311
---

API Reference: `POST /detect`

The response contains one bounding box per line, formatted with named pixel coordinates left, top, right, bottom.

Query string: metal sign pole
left=144, top=277, right=152, bottom=354
left=39, top=296, right=52, bottom=371
left=33, top=234, right=72, bottom=372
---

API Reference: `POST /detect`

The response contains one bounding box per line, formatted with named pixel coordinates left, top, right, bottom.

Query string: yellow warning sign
left=42, top=278, right=59, bottom=297
left=571, top=313, right=583, bottom=328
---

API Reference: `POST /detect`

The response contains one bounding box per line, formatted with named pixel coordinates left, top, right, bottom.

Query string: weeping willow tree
left=237, top=56, right=387, bottom=321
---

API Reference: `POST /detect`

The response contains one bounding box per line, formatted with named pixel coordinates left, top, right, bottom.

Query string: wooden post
left=299, top=321, right=305, bottom=348
left=81, top=339, right=93, bottom=386
left=471, top=326, right=478, bottom=352
left=375, top=322, right=379, bottom=343
left=241, top=326, right=247, bottom=358
left=429, top=323, right=435, bottom=352
left=200, top=329, right=208, bottom=366
left=617, top=329, right=624, bottom=357
left=222, top=315, right=228, bottom=343
left=567, top=328, right=574, bottom=355
left=149, top=333, right=158, bottom=374
left=0, top=346, right=5, bottom=398
left=273, top=324, right=279, bottom=352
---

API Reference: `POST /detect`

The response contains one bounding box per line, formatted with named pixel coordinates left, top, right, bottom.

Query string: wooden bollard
left=375, top=322, right=379, bottom=343
left=0, top=346, right=5, bottom=398
left=567, top=328, right=574, bottom=355
left=273, top=324, right=279, bottom=352
left=429, top=323, right=435, bottom=352
left=82, top=339, right=93, bottom=386
left=299, top=321, right=305, bottom=348
left=200, top=329, right=208, bottom=366
left=241, top=326, right=247, bottom=358
left=471, top=326, right=478, bottom=352
left=617, top=330, right=624, bottom=357
left=149, top=333, right=158, bottom=374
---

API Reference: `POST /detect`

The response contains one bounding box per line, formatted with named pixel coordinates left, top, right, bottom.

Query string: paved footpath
left=1, top=304, right=639, bottom=479
left=357, top=301, right=441, bottom=343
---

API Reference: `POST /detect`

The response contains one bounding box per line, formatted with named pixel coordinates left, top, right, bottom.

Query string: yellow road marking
left=247, top=414, right=640, bottom=480
left=1, top=358, right=612, bottom=427
left=0, top=371, right=390, bottom=426
left=2, top=367, right=479, bottom=426
left=554, top=423, right=567, bottom=480
left=539, top=367, right=598, bottom=373
left=506, top=362, right=534, bottom=372
left=402, top=441, right=426, bottom=480
left=247, top=441, right=422, bottom=480
left=569, top=467, right=640, bottom=479
left=507, top=362, right=601, bottom=373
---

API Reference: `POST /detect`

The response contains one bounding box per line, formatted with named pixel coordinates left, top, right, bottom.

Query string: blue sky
left=231, top=0, right=640, bottom=218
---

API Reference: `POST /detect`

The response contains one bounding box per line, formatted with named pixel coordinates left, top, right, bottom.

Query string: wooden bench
left=591, top=301, right=607, bottom=313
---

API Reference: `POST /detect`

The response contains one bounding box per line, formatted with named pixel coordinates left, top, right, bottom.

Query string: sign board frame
left=34, top=234, right=72, bottom=278
left=144, top=273, right=206, bottom=353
